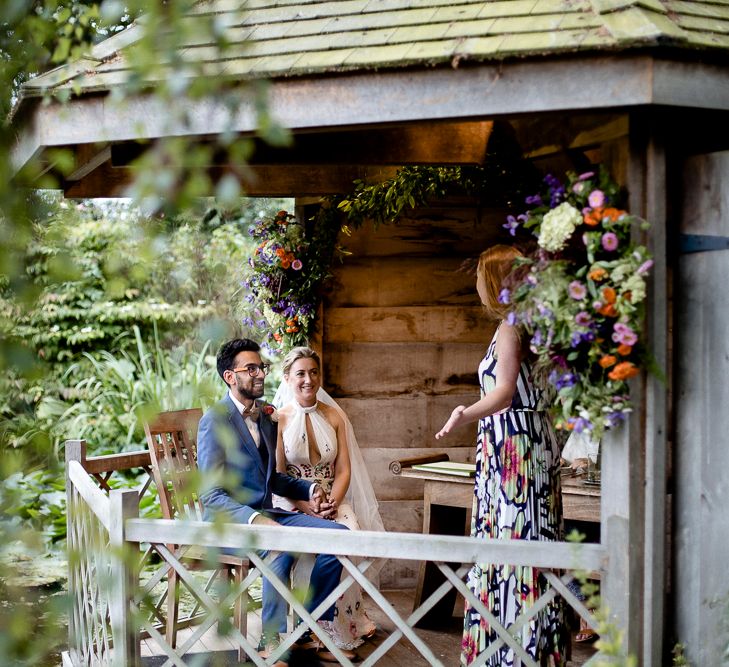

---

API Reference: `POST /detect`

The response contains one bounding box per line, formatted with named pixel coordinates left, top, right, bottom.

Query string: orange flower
left=285, top=318, right=297, bottom=326
left=275, top=248, right=286, bottom=258
left=598, top=303, right=617, bottom=317
left=599, top=355, right=617, bottom=369
left=602, top=207, right=624, bottom=222
left=617, top=344, right=632, bottom=356
left=277, top=210, right=287, bottom=218
left=588, top=267, right=608, bottom=282
left=602, top=286, right=616, bottom=304
left=583, top=207, right=603, bottom=226
left=608, top=361, right=640, bottom=381
left=273, top=332, right=282, bottom=342
left=281, top=259, right=291, bottom=269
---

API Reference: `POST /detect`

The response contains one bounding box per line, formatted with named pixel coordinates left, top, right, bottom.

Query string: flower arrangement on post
left=240, top=207, right=341, bottom=353
left=504, top=169, right=653, bottom=439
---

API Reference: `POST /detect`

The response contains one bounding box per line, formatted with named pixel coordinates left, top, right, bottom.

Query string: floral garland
left=241, top=206, right=340, bottom=353
left=504, top=169, right=653, bottom=439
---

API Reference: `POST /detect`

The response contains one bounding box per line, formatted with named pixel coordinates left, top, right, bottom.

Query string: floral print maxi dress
left=462, top=325, right=565, bottom=667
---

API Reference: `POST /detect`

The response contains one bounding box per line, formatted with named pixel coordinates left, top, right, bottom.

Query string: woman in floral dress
left=436, top=245, right=566, bottom=666
left=273, top=346, right=379, bottom=650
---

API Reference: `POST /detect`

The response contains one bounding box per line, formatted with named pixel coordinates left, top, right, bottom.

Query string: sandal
left=575, top=630, right=599, bottom=643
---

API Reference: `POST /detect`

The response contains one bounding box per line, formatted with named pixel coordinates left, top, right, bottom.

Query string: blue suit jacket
left=197, top=394, right=313, bottom=524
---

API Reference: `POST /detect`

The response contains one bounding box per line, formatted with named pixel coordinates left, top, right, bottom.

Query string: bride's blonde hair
left=281, top=346, right=321, bottom=377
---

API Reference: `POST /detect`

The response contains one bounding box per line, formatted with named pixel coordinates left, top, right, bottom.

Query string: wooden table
left=399, top=467, right=601, bottom=626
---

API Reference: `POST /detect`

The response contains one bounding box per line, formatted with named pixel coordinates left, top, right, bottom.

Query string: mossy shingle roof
left=23, top=0, right=729, bottom=95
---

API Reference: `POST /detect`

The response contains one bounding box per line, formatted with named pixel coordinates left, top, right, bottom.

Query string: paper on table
left=411, top=461, right=476, bottom=477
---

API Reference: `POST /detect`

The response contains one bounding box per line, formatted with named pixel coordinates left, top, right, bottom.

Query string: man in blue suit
left=197, top=338, right=349, bottom=665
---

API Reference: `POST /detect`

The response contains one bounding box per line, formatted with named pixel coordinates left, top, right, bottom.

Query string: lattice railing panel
left=65, top=449, right=607, bottom=667
left=67, top=482, right=114, bottom=666
left=125, top=520, right=605, bottom=667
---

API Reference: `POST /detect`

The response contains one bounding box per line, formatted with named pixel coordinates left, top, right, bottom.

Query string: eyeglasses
left=232, top=363, right=271, bottom=377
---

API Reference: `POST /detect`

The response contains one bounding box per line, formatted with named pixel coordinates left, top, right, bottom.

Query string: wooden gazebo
left=12, top=2, right=729, bottom=665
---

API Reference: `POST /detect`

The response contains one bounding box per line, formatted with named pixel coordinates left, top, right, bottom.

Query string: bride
left=272, top=346, right=384, bottom=649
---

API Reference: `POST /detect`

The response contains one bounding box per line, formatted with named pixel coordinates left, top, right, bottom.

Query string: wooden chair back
left=144, top=408, right=204, bottom=521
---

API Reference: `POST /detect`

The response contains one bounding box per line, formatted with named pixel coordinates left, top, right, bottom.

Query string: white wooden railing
left=63, top=439, right=610, bottom=667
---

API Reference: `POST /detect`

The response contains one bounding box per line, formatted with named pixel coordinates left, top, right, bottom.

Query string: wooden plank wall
left=321, top=199, right=506, bottom=587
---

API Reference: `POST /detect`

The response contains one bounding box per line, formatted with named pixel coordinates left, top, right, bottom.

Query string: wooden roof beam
left=108, top=121, right=494, bottom=168
left=62, top=161, right=400, bottom=198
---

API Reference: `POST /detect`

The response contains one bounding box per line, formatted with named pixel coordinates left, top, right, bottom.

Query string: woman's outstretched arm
left=435, top=323, right=522, bottom=439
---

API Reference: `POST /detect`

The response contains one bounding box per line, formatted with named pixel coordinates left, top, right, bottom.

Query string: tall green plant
left=45, top=325, right=221, bottom=455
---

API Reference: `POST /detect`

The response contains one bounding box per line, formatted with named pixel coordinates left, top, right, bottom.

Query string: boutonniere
left=261, top=404, right=279, bottom=422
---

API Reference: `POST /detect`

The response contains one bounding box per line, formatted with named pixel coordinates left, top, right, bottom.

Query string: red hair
left=477, top=245, right=523, bottom=321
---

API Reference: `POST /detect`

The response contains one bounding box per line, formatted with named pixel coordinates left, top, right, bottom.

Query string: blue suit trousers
left=262, top=512, right=348, bottom=636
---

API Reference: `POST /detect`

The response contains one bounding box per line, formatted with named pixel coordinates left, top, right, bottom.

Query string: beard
left=236, top=376, right=264, bottom=400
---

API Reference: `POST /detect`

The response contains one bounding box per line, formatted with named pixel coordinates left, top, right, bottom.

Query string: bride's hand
left=435, top=405, right=466, bottom=440
left=318, top=496, right=338, bottom=520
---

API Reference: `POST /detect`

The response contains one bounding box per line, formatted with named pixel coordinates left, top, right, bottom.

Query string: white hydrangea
left=622, top=273, right=646, bottom=303
left=538, top=203, right=582, bottom=252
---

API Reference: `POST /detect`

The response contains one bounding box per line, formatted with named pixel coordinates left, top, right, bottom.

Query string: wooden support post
left=599, top=120, right=656, bottom=660
left=109, top=488, right=140, bottom=667
left=600, top=420, right=643, bottom=655
left=642, top=124, right=668, bottom=667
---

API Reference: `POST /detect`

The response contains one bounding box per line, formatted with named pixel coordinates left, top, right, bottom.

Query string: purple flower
left=550, top=371, right=577, bottom=390
left=606, top=411, right=625, bottom=427
left=588, top=190, right=606, bottom=208
left=531, top=329, right=543, bottom=346
left=498, top=288, right=511, bottom=304
left=580, top=330, right=596, bottom=343
left=571, top=332, right=583, bottom=347
left=549, top=186, right=565, bottom=208
left=568, top=281, right=587, bottom=300
left=551, top=355, right=568, bottom=369
left=601, top=232, right=619, bottom=251
left=525, top=194, right=543, bottom=206
left=575, top=311, right=591, bottom=327
left=569, top=416, right=591, bottom=433
left=242, top=317, right=254, bottom=327
left=257, top=319, right=267, bottom=329
left=577, top=171, right=595, bottom=181
left=292, top=259, right=303, bottom=270
left=612, top=322, right=638, bottom=346
left=244, top=294, right=255, bottom=303
left=506, top=311, right=518, bottom=326
left=503, top=215, right=520, bottom=236
left=638, top=259, right=654, bottom=275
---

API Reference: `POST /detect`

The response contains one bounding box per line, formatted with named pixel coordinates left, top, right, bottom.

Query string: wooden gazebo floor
left=140, top=589, right=596, bottom=666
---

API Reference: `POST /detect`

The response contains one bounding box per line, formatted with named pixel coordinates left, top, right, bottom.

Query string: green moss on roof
left=22, top=0, right=729, bottom=95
